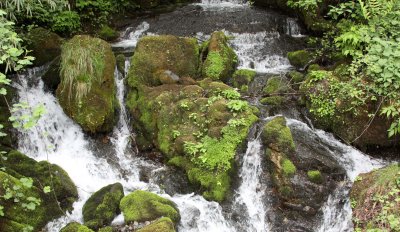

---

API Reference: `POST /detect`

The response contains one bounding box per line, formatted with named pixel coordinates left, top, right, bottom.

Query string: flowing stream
left=11, top=0, right=393, bottom=231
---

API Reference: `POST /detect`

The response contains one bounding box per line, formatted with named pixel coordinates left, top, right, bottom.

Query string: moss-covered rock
left=287, top=71, right=304, bottom=85
left=287, top=50, right=313, bottom=69
left=262, top=116, right=295, bottom=154
left=60, top=222, right=94, bottom=232
left=56, top=35, right=117, bottom=133
left=116, top=54, right=126, bottom=75
left=201, top=31, right=237, bottom=82
left=127, top=35, right=257, bottom=202
left=98, top=25, right=119, bottom=41
left=120, top=190, right=180, bottom=224
left=263, top=76, right=289, bottom=95
left=98, top=226, right=113, bottom=232
left=260, top=96, right=285, bottom=106
left=127, top=35, right=199, bottom=88
left=82, top=183, right=124, bottom=230
left=26, top=27, right=63, bottom=66
left=0, top=151, right=78, bottom=232
left=232, top=69, right=256, bottom=93
left=1, top=150, right=78, bottom=212
left=350, top=164, right=400, bottom=231
left=137, top=217, right=176, bottom=232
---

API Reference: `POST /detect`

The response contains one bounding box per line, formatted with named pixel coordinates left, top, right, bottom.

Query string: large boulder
left=120, top=190, right=180, bottom=224
left=25, top=27, right=63, bottom=66
left=137, top=217, right=176, bottom=232
left=127, top=35, right=257, bottom=202
left=56, top=35, right=117, bottom=133
left=0, top=151, right=78, bottom=231
left=127, top=35, right=199, bottom=88
left=82, top=183, right=124, bottom=230
left=262, top=116, right=346, bottom=230
left=350, top=164, right=400, bottom=231
left=201, top=31, right=237, bottom=82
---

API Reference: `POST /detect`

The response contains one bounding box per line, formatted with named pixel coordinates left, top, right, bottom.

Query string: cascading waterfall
left=233, top=131, right=271, bottom=232
left=286, top=118, right=387, bottom=231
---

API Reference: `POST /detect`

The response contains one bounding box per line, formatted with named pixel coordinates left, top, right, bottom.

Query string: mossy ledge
left=127, top=34, right=257, bottom=201
left=56, top=35, right=117, bottom=133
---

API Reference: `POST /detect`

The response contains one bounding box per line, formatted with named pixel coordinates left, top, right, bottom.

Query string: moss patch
left=137, top=217, right=176, bottom=232
left=287, top=50, right=313, bottom=69
left=232, top=69, right=256, bottom=93
left=282, top=158, right=296, bottom=177
left=202, top=31, right=237, bottom=82
left=307, top=170, right=323, bottom=183
left=120, top=190, right=180, bottom=224
left=60, top=222, right=94, bottom=232
left=262, top=116, right=295, bottom=154
left=82, top=183, right=124, bottom=230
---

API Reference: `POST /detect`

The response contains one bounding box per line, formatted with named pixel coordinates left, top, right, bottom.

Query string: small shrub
left=51, top=11, right=81, bottom=36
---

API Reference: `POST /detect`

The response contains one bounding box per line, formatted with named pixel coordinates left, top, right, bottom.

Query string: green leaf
left=43, top=186, right=51, bottom=193
left=19, top=178, right=33, bottom=188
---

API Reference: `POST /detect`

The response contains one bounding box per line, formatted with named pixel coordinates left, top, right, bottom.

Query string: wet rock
left=350, top=164, right=400, bottom=231
left=42, top=56, right=61, bottom=92
left=201, top=31, right=237, bottom=82
left=83, top=183, right=124, bottom=230
left=25, top=27, right=63, bottom=66
left=116, top=54, right=126, bottom=75
left=232, top=69, right=256, bottom=93
left=56, top=35, right=117, bottom=133
left=120, top=190, right=180, bottom=224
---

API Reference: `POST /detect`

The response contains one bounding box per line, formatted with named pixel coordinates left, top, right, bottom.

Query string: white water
left=228, top=31, right=292, bottom=73
left=286, top=18, right=305, bottom=38
left=196, top=0, right=248, bottom=8
left=112, top=21, right=150, bottom=49
left=234, top=135, right=270, bottom=232
left=286, top=118, right=387, bottom=231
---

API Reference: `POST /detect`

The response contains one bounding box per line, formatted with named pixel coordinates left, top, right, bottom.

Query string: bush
left=51, top=11, right=81, bottom=36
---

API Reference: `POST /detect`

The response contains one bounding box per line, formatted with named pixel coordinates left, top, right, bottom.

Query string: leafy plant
left=51, top=10, right=81, bottom=36
left=227, top=100, right=248, bottom=112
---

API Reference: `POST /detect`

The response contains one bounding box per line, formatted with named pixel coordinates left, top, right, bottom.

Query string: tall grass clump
left=60, top=35, right=106, bottom=100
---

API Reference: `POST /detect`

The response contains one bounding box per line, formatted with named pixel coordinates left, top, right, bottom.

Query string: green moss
left=287, top=50, right=314, bottom=68
left=120, top=190, right=180, bottom=224
left=307, top=170, right=323, bottom=183
left=281, top=159, right=296, bottom=177
left=287, top=71, right=304, bottom=84
left=56, top=35, right=117, bottom=133
left=98, top=25, right=119, bottom=41
left=137, top=217, right=175, bottom=232
left=307, top=64, right=321, bottom=72
left=60, top=222, right=94, bottom=232
left=232, top=69, right=256, bottom=93
left=26, top=27, right=63, bottom=66
left=263, top=76, right=288, bottom=95
left=82, top=183, right=124, bottom=230
left=202, top=31, right=237, bottom=82
left=260, top=96, right=284, bottom=106
left=98, top=226, right=113, bottom=232
left=116, top=54, right=126, bottom=74
left=262, top=116, right=295, bottom=153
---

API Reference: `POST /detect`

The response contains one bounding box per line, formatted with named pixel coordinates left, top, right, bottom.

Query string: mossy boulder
left=127, top=35, right=199, bottom=88
left=287, top=71, right=304, bottom=87
left=287, top=50, right=313, bottom=69
left=82, top=183, right=124, bottom=230
left=60, top=222, right=94, bottom=232
left=98, top=25, right=119, bottom=42
left=232, top=69, right=256, bottom=93
left=56, top=35, right=117, bottom=133
left=120, top=190, right=180, bottom=224
left=1, top=150, right=78, bottom=212
left=127, top=35, right=257, bottom=202
left=26, top=27, right=63, bottom=66
left=137, top=217, right=176, bottom=232
left=116, top=54, right=126, bottom=75
left=0, top=150, right=78, bottom=232
left=350, top=164, right=400, bottom=231
left=201, top=31, right=237, bottom=82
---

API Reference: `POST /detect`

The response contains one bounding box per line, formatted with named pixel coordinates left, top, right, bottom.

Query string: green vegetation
left=232, top=69, right=256, bottom=92
left=282, top=159, right=296, bottom=177
left=60, top=222, right=94, bottom=232
left=351, top=164, right=400, bottom=231
left=82, top=183, right=124, bottom=230
left=307, top=170, right=323, bottom=183
left=287, top=50, right=314, bottom=68
left=137, top=217, right=176, bottom=232
left=262, top=116, right=295, bottom=153
left=119, top=190, right=180, bottom=224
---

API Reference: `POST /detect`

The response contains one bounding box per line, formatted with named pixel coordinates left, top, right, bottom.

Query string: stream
left=12, top=0, right=390, bottom=231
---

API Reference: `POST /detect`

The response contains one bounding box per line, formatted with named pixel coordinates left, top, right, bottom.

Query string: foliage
left=51, top=10, right=81, bottom=35
left=281, top=158, right=296, bottom=177
left=287, top=0, right=322, bottom=11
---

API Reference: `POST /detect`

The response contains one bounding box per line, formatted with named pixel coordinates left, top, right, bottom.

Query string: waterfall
left=13, top=65, right=235, bottom=231
left=286, top=118, right=387, bottom=231
left=233, top=132, right=271, bottom=232
left=112, top=21, right=150, bottom=49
